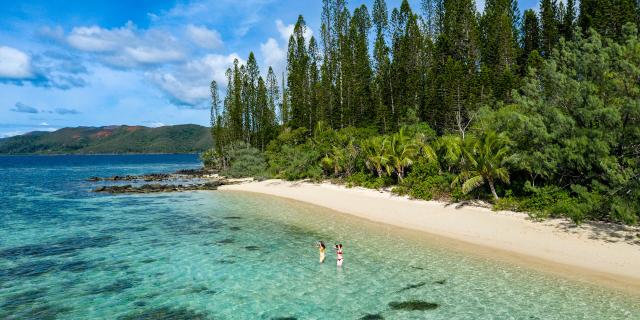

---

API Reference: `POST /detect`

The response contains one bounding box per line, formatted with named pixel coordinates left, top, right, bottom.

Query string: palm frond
left=462, top=175, right=485, bottom=194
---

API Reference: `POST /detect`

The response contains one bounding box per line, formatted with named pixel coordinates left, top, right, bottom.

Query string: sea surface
left=0, top=154, right=638, bottom=320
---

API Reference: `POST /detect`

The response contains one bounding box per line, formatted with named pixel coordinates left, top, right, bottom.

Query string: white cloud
left=0, top=46, right=33, bottom=79
left=66, top=22, right=185, bottom=67
left=67, top=23, right=136, bottom=52
left=0, top=131, right=26, bottom=138
left=40, top=122, right=49, bottom=126
left=124, top=46, right=183, bottom=64
left=275, top=19, right=312, bottom=42
left=260, top=37, right=286, bottom=73
left=186, top=25, right=223, bottom=49
left=148, top=53, right=242, bottom=106
left=147, top=122, right=166, bottom=127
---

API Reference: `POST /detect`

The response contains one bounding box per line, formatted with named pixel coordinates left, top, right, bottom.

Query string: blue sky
left=0, top=0, right=539, bottom=137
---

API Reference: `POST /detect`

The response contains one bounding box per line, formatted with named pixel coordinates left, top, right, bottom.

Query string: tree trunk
left=488, top=178, right=499, bottom=200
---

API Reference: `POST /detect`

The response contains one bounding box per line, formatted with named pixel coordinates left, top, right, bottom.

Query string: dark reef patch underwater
left=117, top=307, right=210, bottom=320
left=388, top=300, right=439, bottom=311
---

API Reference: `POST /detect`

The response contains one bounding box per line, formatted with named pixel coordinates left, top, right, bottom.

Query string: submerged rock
left=0, top=235, right=116, bottom=260
left=118, top=307, right=210, bottom=320
left=388, top=300, right=439, bottom=311
left=397, top=281, right=426, bottom=292
left=434, top=279, right=446, bottom=285
left=1, top=288, right=49, bottom=311
left=91, top=278, right=141, bottom=295
left=59, top=260, right=94, bottom=273
left=360, top=314, right=384, bottom=320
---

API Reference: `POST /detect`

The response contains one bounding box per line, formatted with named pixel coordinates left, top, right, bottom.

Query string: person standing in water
left=317, top=241, right=326, bottom=263
left=335, top=244, right=344, bottom=267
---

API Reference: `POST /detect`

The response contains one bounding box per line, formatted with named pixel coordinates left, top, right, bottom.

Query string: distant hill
left=0, top=125, right=213, bottom=154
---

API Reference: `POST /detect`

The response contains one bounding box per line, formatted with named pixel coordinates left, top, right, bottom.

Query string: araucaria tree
left=208, top=0, right=640, bottom=225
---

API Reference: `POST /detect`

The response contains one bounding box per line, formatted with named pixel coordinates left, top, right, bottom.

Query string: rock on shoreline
left=92, top=181, right=226, bottom=194
left=88, top=167, right=239, bottom=194
left=86, top=168, right=216, bottom=182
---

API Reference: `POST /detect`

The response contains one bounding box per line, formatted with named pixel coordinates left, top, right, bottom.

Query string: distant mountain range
left=0, top=125, right=213, bottom=154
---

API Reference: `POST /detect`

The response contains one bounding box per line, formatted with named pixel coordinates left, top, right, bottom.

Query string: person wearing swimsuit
left=318, top=241, right=326, bottom=263
left=335, top=244, right=343, bottom=267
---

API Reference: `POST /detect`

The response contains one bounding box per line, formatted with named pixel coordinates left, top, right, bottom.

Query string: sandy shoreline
left=220, top=179, right=640, bottom=292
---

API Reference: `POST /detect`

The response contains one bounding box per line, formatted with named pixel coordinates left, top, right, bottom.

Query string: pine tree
left=228, top=59, right=244, bottom=142
left=287, top=15, right=310, bottom=129
left=336, top=6, right=351, bottom=127
left=266, top=67, right=281, bottom=124
left=210, top=80, right=221, bottom=151
left=390, top=1, right=424, bottom=127
left=349, top=5, right=374, bottom=126
left=433, top=0, right=480, bottom=134
left=520, top=9, right=541, bottom=72
left=320, top=0, right=336, bottom=128
left=481, top=0, right=520, bottom=100
left=373, top=0, right=392, bottom=132
left=540, top=0, right=559, bottom=57
left=579, top=0, right=639, bottom=39
left=421, top=0, right=443, bottom=39
left=308, top=36, right=321, bottom=129
left=560, top=0, right=576, bottom=40
left=245, top=52, right=260, bottom=144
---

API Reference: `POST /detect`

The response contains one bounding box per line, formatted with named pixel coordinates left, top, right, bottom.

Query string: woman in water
left=335, top=244, right=343, bottom=266
left=318, top=241, right=326, bottom=263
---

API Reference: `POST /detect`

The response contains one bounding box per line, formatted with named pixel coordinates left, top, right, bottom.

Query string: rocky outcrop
left=92, top=181, right=227, bottom=194
left=86, top=168, right=216, bottom=182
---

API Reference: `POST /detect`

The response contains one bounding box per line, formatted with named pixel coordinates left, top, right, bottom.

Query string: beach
left=220, top=179, right=640, bottom=292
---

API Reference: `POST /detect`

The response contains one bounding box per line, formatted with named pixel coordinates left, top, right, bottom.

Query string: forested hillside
left=204, top=0, right=640, bottom=225
left=0, top=125, right=212, bottom=154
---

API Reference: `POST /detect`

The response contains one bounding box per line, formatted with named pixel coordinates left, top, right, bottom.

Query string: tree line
left=206, top=0, right=640, bottom=225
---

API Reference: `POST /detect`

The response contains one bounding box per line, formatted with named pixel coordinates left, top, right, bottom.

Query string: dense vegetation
left=204, top=0, right=640, bottom=225
left=0, top=125, right=212, bottom=154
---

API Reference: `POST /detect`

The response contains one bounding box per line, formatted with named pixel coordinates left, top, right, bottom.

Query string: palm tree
left=321, top=138, right=358, bottom=177
left=362, top=136, right=389, bottom=177
left=436, top=134, right=463, bottom=172
left=385, top=128, right=419, bottom=182
left=452, top=131, right=513, bottom=200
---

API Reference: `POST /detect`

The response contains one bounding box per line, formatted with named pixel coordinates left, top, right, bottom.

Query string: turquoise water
left=0, top=155, right=638, bottom=319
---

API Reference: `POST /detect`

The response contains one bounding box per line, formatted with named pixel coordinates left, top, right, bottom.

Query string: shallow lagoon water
left=1, top=154, right=638, bottom=319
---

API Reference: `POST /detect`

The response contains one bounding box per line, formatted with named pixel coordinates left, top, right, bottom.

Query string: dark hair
left=319, top=241, right=325, bottom=249
left=338, top=244, right=342, bottom=249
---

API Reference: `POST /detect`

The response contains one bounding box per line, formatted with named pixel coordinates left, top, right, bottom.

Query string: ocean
left=0, top=154, right=638, bottom=319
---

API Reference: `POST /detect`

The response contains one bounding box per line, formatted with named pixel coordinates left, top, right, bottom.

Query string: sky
left=0, top=0, right=539, bottom=138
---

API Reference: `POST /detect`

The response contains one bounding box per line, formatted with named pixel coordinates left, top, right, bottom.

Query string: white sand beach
left=220, top=179, right=640, bottom=292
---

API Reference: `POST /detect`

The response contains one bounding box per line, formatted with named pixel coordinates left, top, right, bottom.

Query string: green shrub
left=610, top=198, right=638, bottom=225
left=200, top=148, right=218, bottom=169
left=518, top=183, right=571, bottom=213
left=268, top=143, right=322, bottom=181
left=221, top=142, right=267, bottom=178
left=399, top=159, right=452, bottom=201
left=346, top=172, right=392, bottom=189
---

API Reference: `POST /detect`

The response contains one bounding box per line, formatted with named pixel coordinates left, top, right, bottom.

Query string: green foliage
left=401, top=158, right=452, bottom=200
left=200, top=149, right=218, bottom=169
left=452, top=131, right=513, bottom=200
left=221, top=142, right=267, bottom=178
left=266, top=128, right=323, bottom=180
left=205, top=1, right=640, bottom=226
left=346, top=172, right=392, bottom=189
